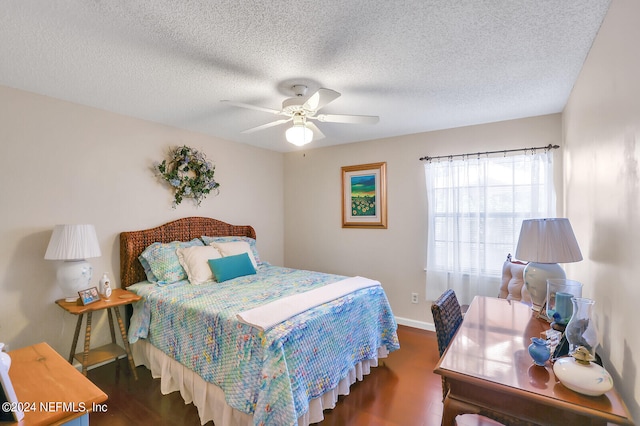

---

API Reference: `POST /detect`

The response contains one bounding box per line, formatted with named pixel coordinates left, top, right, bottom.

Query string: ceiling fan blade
left=221, top=100, right=281, bottom=115
left=303, top=88, right=340, bottom=111
left=306, top=122, right=325, bottom=140
left=241, top=118, right=292, bottom=134
left=315, top=113, right=379, bottom=124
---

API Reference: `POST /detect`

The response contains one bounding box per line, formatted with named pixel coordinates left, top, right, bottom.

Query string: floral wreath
left=156, top=145, right=220, bottom=207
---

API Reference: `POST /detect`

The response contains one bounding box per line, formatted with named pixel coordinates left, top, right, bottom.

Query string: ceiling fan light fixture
left=224, top=85, right=379, bottom=146
left=285, top=118, right=313, bottom=146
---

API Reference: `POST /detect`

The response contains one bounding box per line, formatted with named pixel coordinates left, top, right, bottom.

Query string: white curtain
left=425, top=151, right=556, bottom=305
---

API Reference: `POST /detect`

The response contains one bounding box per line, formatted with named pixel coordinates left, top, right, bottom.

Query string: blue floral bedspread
left=128, top=264, right=399, bottom=426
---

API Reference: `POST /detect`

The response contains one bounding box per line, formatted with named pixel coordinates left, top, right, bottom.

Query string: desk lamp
left=45, top=224, right=101, bottom=302
left=515, top=218, right=582, bottom=311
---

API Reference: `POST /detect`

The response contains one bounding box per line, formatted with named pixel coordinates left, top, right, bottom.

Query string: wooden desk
left=6, top=342, right=107, bottom=425
left=434, top=296, right=634, bottom=426
left=55, top=288, right=141, bottom=380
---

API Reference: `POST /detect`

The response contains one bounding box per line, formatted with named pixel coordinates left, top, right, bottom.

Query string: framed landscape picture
left=341, top=162, right=387, bottom=228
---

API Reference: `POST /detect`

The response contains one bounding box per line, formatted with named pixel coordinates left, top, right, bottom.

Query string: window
left=424, top=151, right=555, bottom=305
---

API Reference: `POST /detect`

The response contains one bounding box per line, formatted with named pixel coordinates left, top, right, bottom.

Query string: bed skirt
left=132, top=339, right=389, bottom=425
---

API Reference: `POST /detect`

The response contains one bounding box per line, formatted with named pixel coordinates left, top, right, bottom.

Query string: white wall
left=283, top=114, right=562, bottom=328
left=0, top=85, right=284, bottom=357
left=563, top=0, right=640, bottom=420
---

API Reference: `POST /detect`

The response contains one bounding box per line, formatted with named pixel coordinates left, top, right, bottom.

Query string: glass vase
left=565, top=297, right=599, bottom=357
left=546, top=279, right=582, bottom=326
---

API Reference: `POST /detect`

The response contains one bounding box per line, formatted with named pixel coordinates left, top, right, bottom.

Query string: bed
left=119, top=217, right=399, bottom=426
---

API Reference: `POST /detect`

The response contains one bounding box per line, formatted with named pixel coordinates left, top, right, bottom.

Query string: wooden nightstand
left=7, top=342, right=107, bottom=425
left=55, top=288, right=141, bottom=380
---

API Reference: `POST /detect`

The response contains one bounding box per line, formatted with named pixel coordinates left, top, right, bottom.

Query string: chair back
left=432, top=290, right=507, bottom=424
left=431, top=289, right=464, bottom=357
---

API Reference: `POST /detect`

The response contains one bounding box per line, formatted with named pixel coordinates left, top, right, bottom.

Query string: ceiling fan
left=221, top=85, right=379, bottom=146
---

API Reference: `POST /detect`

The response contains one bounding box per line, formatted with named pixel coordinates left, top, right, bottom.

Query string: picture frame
left=78, top=286, right=101, bottom=306
left=341, top=162, right=387, bottom=228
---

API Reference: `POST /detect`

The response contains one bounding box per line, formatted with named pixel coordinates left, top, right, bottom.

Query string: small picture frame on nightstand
left=78, top=286, right=100, bottom=306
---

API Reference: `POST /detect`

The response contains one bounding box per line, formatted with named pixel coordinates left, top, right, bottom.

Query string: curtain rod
left=419, top=144, right=560, bottom=162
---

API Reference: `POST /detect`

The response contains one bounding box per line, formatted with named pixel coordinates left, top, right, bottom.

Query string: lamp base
left=523, top=262, right=566, bottom=311
left=57, top=260, right=93, bottom=302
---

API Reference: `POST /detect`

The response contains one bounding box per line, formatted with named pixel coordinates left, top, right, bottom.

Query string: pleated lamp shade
left=45, top=224, right=101, bottom=260
left=515, top=218, right=582, bottom=263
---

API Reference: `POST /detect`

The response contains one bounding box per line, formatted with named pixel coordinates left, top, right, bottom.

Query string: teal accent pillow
left=208, top=252, right=257, bottom=282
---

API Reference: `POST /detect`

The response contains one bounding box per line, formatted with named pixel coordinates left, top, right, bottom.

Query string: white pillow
left=210, top=241, right=258, bottom=268
left=176, top=246, right=222, bottom=285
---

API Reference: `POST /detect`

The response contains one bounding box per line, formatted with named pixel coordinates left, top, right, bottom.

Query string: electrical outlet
left=411, top=293, right=418, bottom=304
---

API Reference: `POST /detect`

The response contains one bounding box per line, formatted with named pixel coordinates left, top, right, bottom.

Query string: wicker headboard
left=119, top=217, right=256, bottom=288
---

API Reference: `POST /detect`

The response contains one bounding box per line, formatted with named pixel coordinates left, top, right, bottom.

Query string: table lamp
left=45, top=224, right=102, bottom=302
left=515, top=218, right=582, bottom=311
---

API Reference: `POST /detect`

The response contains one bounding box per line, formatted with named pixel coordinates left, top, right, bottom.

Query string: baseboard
left=395, top=316, right=435, bottom=332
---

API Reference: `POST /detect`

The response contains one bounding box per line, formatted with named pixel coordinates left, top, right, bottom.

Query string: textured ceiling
left=1, top=1, right=610, bottom=152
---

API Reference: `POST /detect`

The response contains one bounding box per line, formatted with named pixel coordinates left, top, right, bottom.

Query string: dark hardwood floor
left=86, top=326, right=475, bottom=425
